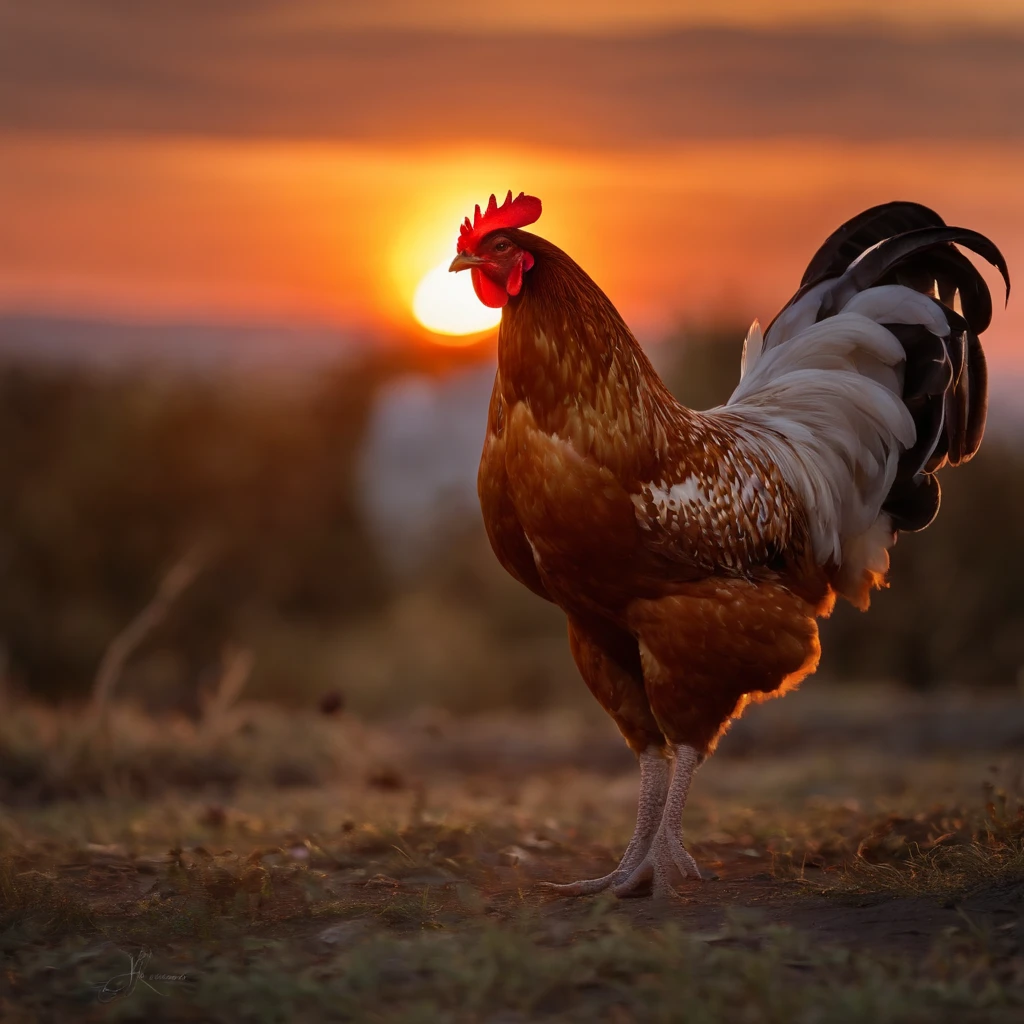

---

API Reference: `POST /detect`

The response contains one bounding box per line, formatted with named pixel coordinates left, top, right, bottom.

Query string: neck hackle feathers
left=457, top=192, right=542, bottom=254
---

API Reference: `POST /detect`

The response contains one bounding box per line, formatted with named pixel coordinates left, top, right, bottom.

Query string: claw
left=537, top=871, right=628, bottom=896
left=668, top=834, right=702, bottom=881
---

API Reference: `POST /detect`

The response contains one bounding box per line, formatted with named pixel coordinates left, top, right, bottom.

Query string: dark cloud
left=1, top=2, right=1023, bottom=144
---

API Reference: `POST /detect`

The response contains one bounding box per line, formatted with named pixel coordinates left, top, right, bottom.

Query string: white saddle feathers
left=718, top=284, right=944, bottom=588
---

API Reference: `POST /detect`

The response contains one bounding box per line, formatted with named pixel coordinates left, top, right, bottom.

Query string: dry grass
left=0, top=700, right=403, bottom=804
left=1, top=688, right=1023, bottom=1021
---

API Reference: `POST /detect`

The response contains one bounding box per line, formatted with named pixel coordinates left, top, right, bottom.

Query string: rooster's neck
left=495, top=236, right=682, bottom=468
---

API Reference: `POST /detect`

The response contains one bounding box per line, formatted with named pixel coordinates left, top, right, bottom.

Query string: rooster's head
left=449, top=191, right=542, bottom=308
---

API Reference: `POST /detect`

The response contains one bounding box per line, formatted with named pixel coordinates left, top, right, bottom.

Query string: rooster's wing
left=628, top=414, right=812, bottom=583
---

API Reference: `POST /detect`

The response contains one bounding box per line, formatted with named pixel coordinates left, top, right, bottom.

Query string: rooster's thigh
left=567, top=615, right=666, bottom=754
left=626, top=579, right=821, bottom=755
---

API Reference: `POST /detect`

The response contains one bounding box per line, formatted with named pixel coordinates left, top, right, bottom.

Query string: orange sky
left=1, top=135, right=1020, bottom=367
left=0, top=7, right=1021, bottom=373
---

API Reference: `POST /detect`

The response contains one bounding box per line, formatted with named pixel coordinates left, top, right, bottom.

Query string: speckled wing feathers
left=629, top=416, right=802, bottom=578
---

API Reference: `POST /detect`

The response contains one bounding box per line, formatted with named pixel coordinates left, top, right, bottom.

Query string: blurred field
left=2, top=338, right=1022, bottom=714
left=2, top=686, right=1023, bottom=1021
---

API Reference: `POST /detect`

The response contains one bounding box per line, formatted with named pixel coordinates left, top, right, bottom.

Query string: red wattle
left=506, top=251, right=535, bottom=297
left=471, top=268, right=509, bottom=308
left=506, top=261, right=523, bottom=297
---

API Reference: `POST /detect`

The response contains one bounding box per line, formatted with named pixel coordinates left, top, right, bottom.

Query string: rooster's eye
left=493, top=240, right=510, bottom=253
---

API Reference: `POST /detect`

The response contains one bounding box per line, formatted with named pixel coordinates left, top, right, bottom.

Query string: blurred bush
left=0, top=361, right=390, bottom=705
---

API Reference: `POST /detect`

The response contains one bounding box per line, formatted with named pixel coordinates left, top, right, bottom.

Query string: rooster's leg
left=611, top=744, right=701, bottom=899
left=539, top=748, right=669, bottom=895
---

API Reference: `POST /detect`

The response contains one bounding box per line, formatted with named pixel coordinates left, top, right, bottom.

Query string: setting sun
left=412, top=259, right=502, bottom=340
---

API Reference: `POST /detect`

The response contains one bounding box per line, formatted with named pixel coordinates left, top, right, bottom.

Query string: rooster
left=450, top=192, right=1009, bottom=898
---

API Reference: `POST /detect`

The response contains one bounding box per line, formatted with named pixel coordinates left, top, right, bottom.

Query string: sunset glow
left=412, top=260, right=502, bottom=339
left=1, top=137, right=1020, bottom=371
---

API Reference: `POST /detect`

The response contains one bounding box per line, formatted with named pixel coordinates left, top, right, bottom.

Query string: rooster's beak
left=449, top=252, right=483, bottom=273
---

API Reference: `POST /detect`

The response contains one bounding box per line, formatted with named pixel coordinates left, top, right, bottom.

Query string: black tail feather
left=814, top=220, right=1007, bottom=531
left=800, top=201, right=945, bottom=289
left=965, top=333, right=988, bottom=458
left=892, top=323, right=952, bottom=402
left=898, top=245, right=994, bottom=332
left=771, top=202, right=1008, bottom=534
left=884, top=474, right=942, bottom=533
left=819, top=225, right=1009, bottom=321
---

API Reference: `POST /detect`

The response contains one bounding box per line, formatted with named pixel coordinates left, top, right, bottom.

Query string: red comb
left=457, top=191, right=542, bottom=254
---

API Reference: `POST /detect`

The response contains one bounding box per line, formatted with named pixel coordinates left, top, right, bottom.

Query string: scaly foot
left=610, top=825, right=701, bottom=899
left=612, top=743, right=702, bottom=900
left=539, top=748, right=669, bottom=896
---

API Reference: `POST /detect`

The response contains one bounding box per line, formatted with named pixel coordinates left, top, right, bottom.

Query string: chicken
left=450, top=192, right=1009, bottom=899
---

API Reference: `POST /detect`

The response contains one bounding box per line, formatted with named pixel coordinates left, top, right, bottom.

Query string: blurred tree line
left=0, top=330, right=1020, bottom=713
